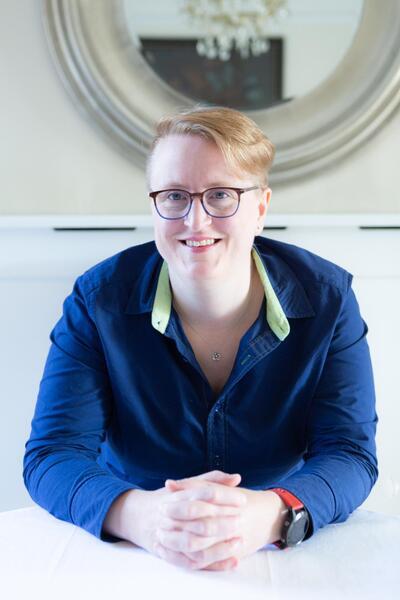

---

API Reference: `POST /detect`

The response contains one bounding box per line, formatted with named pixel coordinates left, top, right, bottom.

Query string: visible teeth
left=185, top=239, right=216, bottom=247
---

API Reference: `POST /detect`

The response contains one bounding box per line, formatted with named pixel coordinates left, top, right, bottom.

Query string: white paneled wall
left=1, top=225, right=399, bottom=515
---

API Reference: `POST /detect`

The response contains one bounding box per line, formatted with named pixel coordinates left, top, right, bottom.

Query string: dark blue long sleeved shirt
left=23, top=236, right=378, bottom=543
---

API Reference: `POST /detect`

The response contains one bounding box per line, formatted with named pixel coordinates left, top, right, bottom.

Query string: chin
left=179, top=261, right=220, bottom=280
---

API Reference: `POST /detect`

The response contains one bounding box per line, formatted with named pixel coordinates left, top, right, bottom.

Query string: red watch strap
left=270, top=487, right=304, bottom=510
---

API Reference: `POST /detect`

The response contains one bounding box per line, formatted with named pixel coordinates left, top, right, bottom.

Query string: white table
left=0, top=506, right=399, bottom=600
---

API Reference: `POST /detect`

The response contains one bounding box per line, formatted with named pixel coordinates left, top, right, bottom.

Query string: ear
left=257, top=187, right=271, bottom=230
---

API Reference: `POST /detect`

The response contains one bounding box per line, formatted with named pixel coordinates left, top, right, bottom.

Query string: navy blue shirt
left=23, top=236, right=378, bottom=544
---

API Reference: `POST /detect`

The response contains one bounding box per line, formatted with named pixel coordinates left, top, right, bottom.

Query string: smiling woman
left=145, top=107, right=272, bottom=326
left=23, top=105, right=378, bottom=572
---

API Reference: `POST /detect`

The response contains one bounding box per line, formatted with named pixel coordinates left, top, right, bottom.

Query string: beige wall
left=1, top=0, right=399, bottom=216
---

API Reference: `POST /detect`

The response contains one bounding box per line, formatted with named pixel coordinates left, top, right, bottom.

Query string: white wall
left=0, top=0, right=399, bottom=216
left=0, top=1, right=146, bottom=217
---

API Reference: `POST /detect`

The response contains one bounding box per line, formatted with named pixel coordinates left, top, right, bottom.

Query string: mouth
left=179, top=238, right=222, bottom=247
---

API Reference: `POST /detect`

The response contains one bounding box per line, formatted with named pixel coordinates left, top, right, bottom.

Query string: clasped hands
left=153, top=469, right=285, bottom=571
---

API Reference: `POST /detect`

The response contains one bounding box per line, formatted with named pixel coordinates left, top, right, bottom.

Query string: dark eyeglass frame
left=149, top=186, right=260, bottom=220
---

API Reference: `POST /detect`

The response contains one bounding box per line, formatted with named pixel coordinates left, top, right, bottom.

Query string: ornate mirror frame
left=41, top=0, right=400, bottom=184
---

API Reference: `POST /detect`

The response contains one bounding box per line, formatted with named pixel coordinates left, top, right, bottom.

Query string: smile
left=185, top=238, right=217, bottom=247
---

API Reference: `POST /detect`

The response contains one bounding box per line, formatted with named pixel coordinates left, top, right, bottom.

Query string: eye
left=208, top=189, right=229, bottom=200
left=167, top=191, right=187, bottom=201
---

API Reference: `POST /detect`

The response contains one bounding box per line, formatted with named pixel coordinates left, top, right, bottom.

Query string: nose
left=183, top=196, right=212, bottom=230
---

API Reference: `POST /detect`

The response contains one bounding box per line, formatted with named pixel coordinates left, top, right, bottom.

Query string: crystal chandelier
left=182, top=0, right=288, bottom=61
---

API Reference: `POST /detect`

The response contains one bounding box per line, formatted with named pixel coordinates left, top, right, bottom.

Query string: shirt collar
left=125, top=239, right=316, bottom=341
left=150, top=243, right=315, bottom=342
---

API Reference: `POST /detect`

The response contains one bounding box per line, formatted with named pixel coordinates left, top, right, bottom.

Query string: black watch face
left=287, top=511, right=309, bottom=546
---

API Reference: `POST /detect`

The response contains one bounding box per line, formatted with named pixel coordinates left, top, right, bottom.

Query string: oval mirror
left=41, top=0, right=400, bottom=183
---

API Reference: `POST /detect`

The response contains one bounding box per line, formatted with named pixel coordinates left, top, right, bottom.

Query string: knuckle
left=205, top=487, right=216, bottom=501
left=232, top=515, right=242, bottom=533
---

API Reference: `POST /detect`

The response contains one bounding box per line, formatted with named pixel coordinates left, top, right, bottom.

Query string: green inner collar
left=151, top=246, right=290, bottom=341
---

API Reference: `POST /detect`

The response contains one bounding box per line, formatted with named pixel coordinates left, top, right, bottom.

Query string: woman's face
left=149, top=134, right=270, bottom=282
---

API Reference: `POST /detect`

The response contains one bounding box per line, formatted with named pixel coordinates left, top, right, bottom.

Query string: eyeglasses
left=149, top=186, right=260, bottom=220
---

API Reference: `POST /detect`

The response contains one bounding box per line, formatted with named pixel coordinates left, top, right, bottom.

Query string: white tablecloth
left=0, top=506, right=399, bottom=600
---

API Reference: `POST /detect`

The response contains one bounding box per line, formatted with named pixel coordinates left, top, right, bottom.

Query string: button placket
left=207, top=399, right=225, bottom=471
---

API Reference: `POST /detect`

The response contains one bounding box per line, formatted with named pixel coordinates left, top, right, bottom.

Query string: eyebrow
left=160, top=182, right=233, bottom=189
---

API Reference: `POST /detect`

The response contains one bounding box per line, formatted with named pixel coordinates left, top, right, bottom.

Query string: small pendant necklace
left=174, top=300, right=252, bottom=362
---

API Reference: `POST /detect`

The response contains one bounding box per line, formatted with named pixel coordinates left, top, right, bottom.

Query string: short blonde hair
left=146, top=105, right=275, bottom=188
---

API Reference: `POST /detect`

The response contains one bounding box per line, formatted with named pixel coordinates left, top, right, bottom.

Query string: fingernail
left=230, top=558, right=238, bottom=569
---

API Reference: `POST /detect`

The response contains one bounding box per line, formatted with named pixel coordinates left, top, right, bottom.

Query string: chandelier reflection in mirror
left=182, top=0, right=289, bottom=60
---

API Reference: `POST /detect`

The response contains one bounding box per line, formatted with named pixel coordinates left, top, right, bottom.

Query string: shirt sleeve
left=266, top=279, right=379, bottom=541
left=22, top=275, right=141, bottom=543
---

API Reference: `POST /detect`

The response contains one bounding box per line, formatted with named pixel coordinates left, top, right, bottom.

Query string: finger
left=185, top=536, right=243, bottom=571
left=165, top=478, right=241, bottom=492
left=155, top=542, right=237, bottom=572
left=196, top=470, right=241, bottom=484
left=163, top=485, right=246, bottom=507
left=161, top=498, right=242, bottom=520
left=156, top=533, right=242, bottom=567
left=157, top=528, right=221, bottom=553
left=180, top=550, right=238, bottom=571
left=154, top=543, right=198, bottom=571
left=158, top=514, right=242, bottom=538
left=203, top=557, right=238, bottom=571
left=166, top=471, right=241, bottom=488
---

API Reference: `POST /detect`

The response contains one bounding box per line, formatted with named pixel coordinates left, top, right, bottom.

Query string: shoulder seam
left=77, top=274, right=132, bottom=300
left=302, top=272, right=352, bottom=292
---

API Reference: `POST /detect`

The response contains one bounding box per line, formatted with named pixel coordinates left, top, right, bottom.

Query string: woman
left=23, top=106, right=378, bottom=572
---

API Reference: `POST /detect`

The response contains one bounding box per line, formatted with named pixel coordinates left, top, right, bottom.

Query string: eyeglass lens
left=155, top=188, right=239, bottom=218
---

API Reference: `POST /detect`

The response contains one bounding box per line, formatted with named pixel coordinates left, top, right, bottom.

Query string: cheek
left=231, top=204, right=260, bottom=238
left=153, top=223, right=180, bottom=257
left=225, top=220, right=255, bottom=245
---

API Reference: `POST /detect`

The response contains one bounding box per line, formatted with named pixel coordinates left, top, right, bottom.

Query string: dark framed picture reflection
left=140, top=38, right=284, bottom=111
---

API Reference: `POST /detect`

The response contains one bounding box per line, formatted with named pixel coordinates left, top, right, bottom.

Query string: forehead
left=149, top=134, right=248, bottom=188
left=152, top=134, right=221, bottom=163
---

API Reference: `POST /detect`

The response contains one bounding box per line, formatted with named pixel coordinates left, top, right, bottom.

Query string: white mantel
left=0, top=213, right=399, bottom=228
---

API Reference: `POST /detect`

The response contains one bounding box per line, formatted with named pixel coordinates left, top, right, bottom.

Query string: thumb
left=165, top=471, right=241, bottom=490
left=199, top=471, right=241, bottom=486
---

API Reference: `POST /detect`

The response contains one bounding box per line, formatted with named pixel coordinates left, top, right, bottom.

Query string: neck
left=169, top=256, right=261, bottom=331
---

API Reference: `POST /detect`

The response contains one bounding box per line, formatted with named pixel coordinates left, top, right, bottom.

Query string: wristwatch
left=270, top=487, right=310, bottom=549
